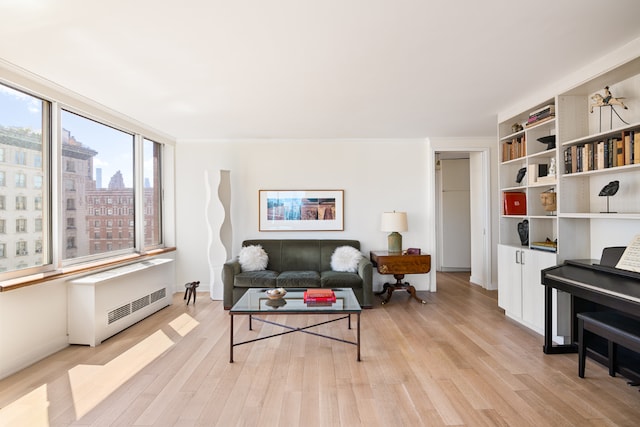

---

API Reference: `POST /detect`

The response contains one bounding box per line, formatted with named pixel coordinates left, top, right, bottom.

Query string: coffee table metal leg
left=357, top=313, right=361, bottom=361
left=230, top=314, right=234, bottom=363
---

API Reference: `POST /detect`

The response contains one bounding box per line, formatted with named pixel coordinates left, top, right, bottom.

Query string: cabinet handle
left=520, top=250, right=525, bottom=265
left=515, top=251, right=520, bottom=264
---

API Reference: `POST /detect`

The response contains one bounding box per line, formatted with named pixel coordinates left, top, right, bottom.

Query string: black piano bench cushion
left=577, top=311, right=640, bottom=379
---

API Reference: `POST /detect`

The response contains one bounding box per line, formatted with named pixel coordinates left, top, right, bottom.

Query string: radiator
left=68, top=258, right=174, bottom=346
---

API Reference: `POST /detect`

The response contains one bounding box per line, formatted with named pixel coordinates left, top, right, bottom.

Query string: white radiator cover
left=68, top=258, right=174, bottom=346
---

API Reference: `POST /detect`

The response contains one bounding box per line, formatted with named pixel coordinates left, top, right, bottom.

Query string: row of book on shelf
left=563, top=131, right=640, bottom=174
left=502, top=135, right=526, bottom=162
left=303, top=288, right=336, bottom=305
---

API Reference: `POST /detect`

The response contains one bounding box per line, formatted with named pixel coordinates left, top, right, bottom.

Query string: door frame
left=428, top=144, right=492, bottom=291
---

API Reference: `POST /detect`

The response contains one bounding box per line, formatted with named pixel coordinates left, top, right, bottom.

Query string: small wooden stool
left=184, top=281, right=200, bottom=305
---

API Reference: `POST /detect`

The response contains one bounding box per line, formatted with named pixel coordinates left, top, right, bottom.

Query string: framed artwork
left=259, top=190, right=344, bottom=231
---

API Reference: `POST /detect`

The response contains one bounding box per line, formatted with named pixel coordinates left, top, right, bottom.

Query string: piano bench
left=577, top=311, right=640, bottom=379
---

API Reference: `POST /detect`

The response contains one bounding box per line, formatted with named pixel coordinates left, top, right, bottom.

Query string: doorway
left=436, top=155, right=471, bottom=272
left=433, top=149, right=492, bottom=290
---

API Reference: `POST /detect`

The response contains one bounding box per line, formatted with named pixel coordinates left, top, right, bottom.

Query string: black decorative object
left=537, top=135, right=556, bottom=150
left=599, top=180, right=619, bottom=213
left=515, top=167, right=527, bottom=184
left=183, top=281, right=200, bottom=305
left=517, top=219, right=529, bottom=246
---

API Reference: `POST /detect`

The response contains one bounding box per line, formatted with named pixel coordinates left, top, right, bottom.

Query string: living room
left=1, top=1, right=640, bottom=425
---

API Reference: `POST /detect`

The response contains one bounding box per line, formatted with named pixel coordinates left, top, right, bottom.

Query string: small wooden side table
left=370, top=251, right=431, bottom=305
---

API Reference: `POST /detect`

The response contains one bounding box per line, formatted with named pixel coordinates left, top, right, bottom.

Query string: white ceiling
left=1, top=0, right=640, bottom=140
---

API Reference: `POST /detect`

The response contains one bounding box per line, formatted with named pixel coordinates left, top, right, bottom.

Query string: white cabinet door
left=498, top=244, right=522, bottom=318
left=521, top=249, right=557, bottom=333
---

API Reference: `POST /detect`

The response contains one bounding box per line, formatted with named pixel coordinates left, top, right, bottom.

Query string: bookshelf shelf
left=500, top=129, right=525, bottom=142
left=561, top=120, right=640, bottom=147
left=529, top=149, right=556, bottom=160
left=559, top=212, right=640, bottom=219
left=562, top=160, right=640, bottom=177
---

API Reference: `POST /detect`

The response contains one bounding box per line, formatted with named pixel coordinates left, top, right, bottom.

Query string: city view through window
left=0, top=83, right=161, bottom=275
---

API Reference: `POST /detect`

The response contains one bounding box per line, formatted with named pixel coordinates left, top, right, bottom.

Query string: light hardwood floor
left=1, top=272, right=639, bottom=426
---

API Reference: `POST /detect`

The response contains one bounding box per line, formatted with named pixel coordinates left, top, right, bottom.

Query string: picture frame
left=259, top=190, right=344, bottom=231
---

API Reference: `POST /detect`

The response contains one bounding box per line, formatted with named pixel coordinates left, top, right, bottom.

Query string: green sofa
left=222, top=239, right=373, bottom=309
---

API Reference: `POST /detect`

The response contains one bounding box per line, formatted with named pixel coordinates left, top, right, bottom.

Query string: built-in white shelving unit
left=497, top=55, right=640, bottom=337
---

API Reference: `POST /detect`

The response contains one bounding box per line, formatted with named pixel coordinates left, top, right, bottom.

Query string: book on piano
left=616, top=234, right=640, bottom=273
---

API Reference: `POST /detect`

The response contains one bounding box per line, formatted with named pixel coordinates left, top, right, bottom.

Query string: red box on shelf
left=503, top=192, right=527, bottom=215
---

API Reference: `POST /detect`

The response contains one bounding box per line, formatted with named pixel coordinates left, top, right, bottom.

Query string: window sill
left=0, top=247, right=176, bottom=292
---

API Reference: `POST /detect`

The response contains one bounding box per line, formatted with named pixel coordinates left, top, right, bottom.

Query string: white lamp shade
left=380, top=211, right=408, bottom=232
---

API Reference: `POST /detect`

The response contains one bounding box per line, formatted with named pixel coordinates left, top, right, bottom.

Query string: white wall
left=0, top=278, right=68, bottom=379
left=0, top=253, right=175, bottom=379
left=175, top=138, right=435, bottom=296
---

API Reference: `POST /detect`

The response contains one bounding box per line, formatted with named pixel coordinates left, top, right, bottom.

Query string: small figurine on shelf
left=512, top=123, right=523, bottom=133
left=590, top=86, right=628, bottom=113
left=548, top=157, right=556, bottom=177
left=590, top=86, right=629, bottom=130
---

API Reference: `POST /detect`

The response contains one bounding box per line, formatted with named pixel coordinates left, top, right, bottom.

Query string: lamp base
left=387, top=232, right=402, bottom=253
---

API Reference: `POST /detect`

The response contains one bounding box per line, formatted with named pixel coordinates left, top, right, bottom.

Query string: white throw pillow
left=331, top=246, right=363, bottom=273
left=239, top=245, right=269, bottom=272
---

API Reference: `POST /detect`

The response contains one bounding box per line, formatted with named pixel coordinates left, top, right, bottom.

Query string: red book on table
left=304, top=289, right=336, bottom=303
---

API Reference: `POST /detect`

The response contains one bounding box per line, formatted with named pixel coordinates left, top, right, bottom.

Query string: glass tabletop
left=230, top=288, right=362, bottom=314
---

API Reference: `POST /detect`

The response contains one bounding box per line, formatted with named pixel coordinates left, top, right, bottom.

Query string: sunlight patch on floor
left=0, top=312, right=201, bottom=426
left=0, top=383, right=50, bottom=427
left=68, top=329, right=174, bottom=419
left=168, top=312, right=200, bottom=337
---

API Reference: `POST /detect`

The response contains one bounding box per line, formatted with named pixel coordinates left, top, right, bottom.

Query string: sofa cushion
left=238, top=245, right=269, bottom=271
left=276, top=271, right=320, bottom=288
left=330, top=245, right=362, bottom=272
left=321, top=271, right=363, bottom=288
left=234, top=270, right=278, bottom=288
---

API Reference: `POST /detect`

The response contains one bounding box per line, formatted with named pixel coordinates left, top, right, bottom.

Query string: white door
left=441, top=159, right=471, bottom=270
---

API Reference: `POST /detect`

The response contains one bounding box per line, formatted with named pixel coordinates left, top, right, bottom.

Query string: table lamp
left=381, top=211, right=408, bottom=253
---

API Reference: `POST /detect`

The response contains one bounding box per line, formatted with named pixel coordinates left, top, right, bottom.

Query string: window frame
left=0, top=76, right=172, bottom=284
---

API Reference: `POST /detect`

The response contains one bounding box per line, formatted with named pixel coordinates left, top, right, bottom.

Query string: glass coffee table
left=229, top=288, right=362, bottom=362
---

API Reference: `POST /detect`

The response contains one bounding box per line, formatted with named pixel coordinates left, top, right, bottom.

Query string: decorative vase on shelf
left=517, top=220, right=529, bottom=246
left=537, top=135, right=556, bottom=150
left=540, top=189, right=557, bottom=214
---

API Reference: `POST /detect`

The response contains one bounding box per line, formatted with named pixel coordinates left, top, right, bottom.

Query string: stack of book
left=526, top=105, right=555, bottom=127
left=531, top=239, right=557, bottom=253
left=304, top=288, right=336, bottom=305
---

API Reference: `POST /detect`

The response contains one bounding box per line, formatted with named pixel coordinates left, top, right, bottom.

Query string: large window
left=0, top=84, right=47, bottom=274
left=61, top=111, right=135, bottom=260
left=0, top=80, right=167, bottom=279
